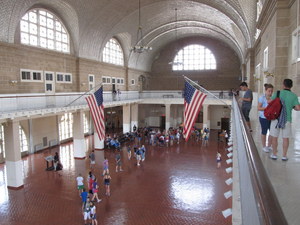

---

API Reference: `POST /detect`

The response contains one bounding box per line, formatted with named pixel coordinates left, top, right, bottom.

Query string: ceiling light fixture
left=169, top=8, right=183, bottom=66
left=130, top=0, right=152, bottom=53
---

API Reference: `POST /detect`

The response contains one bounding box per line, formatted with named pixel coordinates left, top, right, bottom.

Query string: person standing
left=127, top=145, right=132, bottom=160
left=89, top=150, right=96, bottom=169
left=115, top=149, right=123, bottom=172
left=76, top=173, right=85, bottom=196
left=53, top=152, right=60, bottom=171
left=81, top=188, right=89, bottom=210
left=239, top=82, right=253, bottom=131
left=103, top=171, right=112, bottom=196
left=258, top=83, right=274, bottom=152
left=216, top=152, right=222, bottom=168
left=269, top=79, right=300, bottom=161
left=90, top=202, right=98, bottom=225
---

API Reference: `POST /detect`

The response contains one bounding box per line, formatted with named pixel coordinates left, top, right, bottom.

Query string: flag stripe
left=183, top=81, right=207, bottom=141
left=85, top=87, right=105, bottom=140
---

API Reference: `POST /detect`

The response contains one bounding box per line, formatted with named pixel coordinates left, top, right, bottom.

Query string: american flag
left=85, top=87, right=105, bottom=140
left=183, top=80, right=207, bottom=141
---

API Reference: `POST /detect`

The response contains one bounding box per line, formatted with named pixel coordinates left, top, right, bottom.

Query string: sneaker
left=263, top=147, right=270, bottom=153
left=97, top=199, right=102, bottom=203
left=282, top=157, right=288, bottom=161
left=270, top=154, right=278, bottom=160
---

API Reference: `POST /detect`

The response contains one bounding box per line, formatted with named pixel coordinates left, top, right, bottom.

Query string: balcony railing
left=0, top=90, right=232, bottom=115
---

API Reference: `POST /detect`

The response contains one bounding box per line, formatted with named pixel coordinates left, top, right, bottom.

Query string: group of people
left=240, top=79, right=300, bottom=161
left=77, top=158, right=112, bottom=225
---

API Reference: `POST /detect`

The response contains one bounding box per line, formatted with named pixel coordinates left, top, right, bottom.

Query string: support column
left=131, top=103, right=138, bottom=131
left=73, top=111, right=86, bottom=159
left=123, top=104, right=131, bottom=133
left=28, top=118, right=34, bottom=154
left=94, top=132, right=104, bottom=150
left=4, top=120, right=24, bottom=189
left=165, top=104, right=171, bottom=130
left=202, top=104, right=210, bottom=129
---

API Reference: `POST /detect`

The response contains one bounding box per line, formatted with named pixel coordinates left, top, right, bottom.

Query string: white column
left=131, top=103, right=138, bottom=131
left=165, top=104, right=171, bottom=130
left=202, top=104, right=210, bottom=129
left=4, top=120, right=24, bottom=189
left=293, top=110, right=300, bottom=150
left=94, top=132, right=104, bottom=149
left=73, top=111, right=86, bottom=159
left=123, top=104, right=131, bottom=133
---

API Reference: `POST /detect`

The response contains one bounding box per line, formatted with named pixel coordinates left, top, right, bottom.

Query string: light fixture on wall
left=264, top=71, right=274, bottom=78
left=169, top=8, right=183, bottom=66
left=9, top=80, right=18, bottom=85
left=130, top=0, right=152, bottom=53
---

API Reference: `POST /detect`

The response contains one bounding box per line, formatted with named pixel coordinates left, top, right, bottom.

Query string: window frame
left=20, top=8, right=70, bottom=53
left=131, top=79, right=135, bottom=85
left=64, top=73, right=72, bottom=83
left=20, top=69, right=43, bottom=82
left=102, top=38, right=124, bottom=66
left=56, top=72, right=65, bottom=83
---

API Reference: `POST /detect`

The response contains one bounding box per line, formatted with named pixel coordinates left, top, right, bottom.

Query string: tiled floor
left=0, top=132, right=231, bottom=225
left=250, top=108, right=300, bottom=225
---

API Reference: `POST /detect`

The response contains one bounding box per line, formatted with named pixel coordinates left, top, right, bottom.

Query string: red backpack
left=264, top=91, right=282, bottom=120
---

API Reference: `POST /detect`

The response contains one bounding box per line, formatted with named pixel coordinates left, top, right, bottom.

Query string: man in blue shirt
left=239, top=82, right=253, bottom=131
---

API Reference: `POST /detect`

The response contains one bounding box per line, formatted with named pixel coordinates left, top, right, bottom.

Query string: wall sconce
left=264, top=71, right=274, bottom=78
left=9, top=80, right=18, bottom=85
left=81, top=82, right=86, bottom=86
left=254, top=77, right=261, bottom=82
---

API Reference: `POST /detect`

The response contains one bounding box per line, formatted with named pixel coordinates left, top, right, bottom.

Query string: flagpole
left=182, top=75, right=232, bottom=109
left=64, top=82, right=103, bottom=107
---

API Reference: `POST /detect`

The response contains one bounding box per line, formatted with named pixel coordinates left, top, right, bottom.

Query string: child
left=216, top=152, right=222, bottom=168
left=127, top=145, right=131, bottom=160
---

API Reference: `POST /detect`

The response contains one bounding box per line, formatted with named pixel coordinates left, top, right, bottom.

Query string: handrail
left=234, top=96, right=287, bottom=225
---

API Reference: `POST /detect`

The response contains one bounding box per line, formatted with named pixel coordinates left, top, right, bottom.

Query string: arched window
left=20, top=9, right=70, bottom=53
left=59, top=113, right=73, bottom=141
left=102, top=38, right=124, bottom=66
left=19, top=126, right=28, bottom=152
left=172, top=45, right=216, bottom=71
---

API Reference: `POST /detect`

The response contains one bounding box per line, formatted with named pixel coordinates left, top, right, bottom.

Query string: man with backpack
left=269, top=79, right=300, bottom=161
left=239, top=82, right=253, bottom=131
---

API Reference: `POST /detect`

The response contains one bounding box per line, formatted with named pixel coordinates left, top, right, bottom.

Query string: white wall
left=210, top=105, right=230, bottom=129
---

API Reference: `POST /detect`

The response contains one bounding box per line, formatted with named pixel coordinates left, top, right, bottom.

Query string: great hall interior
left=0, top=0, right=300, bottom=224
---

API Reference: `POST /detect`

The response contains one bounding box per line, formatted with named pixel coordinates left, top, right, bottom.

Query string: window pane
left=102, top=38, right=124, bottom=66
left=20, top=9, right=70, bottom=53
left=172, top=45, right=216, bottom=71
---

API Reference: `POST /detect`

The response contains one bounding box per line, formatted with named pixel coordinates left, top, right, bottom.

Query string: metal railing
left=232, top=96, right=287, bottom=225
left=0, top=90, right=232, bottom=114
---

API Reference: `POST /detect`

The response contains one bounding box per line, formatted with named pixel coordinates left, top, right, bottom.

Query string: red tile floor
left=0, top=131, right=232, bottom=225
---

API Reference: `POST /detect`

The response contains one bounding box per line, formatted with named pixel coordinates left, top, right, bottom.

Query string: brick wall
left=149, top=36, right=241, bottom=91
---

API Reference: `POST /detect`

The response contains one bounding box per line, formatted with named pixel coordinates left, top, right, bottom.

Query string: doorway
left=221, top=118, right=230, bottom=132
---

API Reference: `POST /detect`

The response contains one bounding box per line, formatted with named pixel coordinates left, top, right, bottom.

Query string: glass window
left=112, top=78, right=116, bottom=84
left=59, top=113, right=73, bottom=141
left=20, top=8, right=70, bottom=53
left=57, top=73, right=64, bottom=82
left=0, top=124, right=5, bottom=158
left=32, top=71, right=42, bottom=81
left=131, top=79, right=135, bottom=85
left=172, top=45, right=216, bottom=71
left=19, top=126, right=28, bottom=152
left=102, top=38, right=124, bottom=66
left=102, top=77, right=107, bottom=83
left=45, top=73, right=53, bottom=81
left=65, top=74, right=72, bottom=82
left=83, top=114, right=89, bottom=134
left=21, top=71, right=31, bottom=80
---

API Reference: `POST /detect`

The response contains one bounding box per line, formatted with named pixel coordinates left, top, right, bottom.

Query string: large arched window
left=20, top=9, right=70, bottom=53
left=172, top=45, right=216, bottom=71
left=102, top=38, right=124, bottom=66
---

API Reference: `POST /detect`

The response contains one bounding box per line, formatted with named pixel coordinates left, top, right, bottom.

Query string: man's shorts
left=90, top=160, right=95, bottom=165
left=77, top=185, right=84, bottom=190
left=242, top=108, right=251, bottom=122
left=269, top=121, right=291, bottom=138
left=84, top=211, right=91, bottom=220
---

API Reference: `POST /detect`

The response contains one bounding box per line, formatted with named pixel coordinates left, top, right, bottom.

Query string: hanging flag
left=86, top=87, right=105, bottom=140
left=183, top=80, right=207, bottom=141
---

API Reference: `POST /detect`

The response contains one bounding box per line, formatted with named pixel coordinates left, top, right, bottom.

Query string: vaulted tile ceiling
left=0, top=0, right=256, bottom=71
